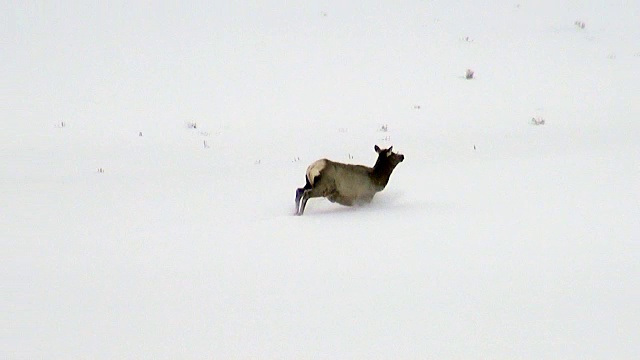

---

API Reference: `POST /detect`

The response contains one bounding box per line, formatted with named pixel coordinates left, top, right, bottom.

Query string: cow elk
left=295, top=145, right=405, bottom=215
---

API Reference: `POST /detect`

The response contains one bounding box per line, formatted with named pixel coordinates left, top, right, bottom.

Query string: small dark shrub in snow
left=379, top=124, right=388, bottom=132
left=186, top=121, right=197, bottom=129
left=465, top=69, right=475, bottom=79
left=98, top=168, right=105, bottom=173
left=531, top=117, right=546, bottom=126
left=574, top=20, right=586, bottom=29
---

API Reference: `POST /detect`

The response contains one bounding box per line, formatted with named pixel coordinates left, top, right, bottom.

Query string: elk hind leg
left=297, top=186, right=327, bottom=216
left=295, top=178, right=312, bottom=214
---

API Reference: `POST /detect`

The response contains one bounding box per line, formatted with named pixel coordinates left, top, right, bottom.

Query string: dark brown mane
left=371, top=152, right=395, bottom=189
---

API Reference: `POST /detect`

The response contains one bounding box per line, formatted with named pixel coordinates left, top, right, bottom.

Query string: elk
left=295, top=145, right=405, bottom=215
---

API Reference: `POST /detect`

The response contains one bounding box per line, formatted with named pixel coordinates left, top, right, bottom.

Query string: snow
left=2, top=0, right=639, bottom=358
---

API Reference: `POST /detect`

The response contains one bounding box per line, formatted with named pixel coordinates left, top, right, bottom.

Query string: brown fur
left=295, top=145, right=404, bottom=215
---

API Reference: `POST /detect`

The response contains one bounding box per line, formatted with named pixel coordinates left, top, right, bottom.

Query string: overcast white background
left=2, top=1, right=639, bottom=358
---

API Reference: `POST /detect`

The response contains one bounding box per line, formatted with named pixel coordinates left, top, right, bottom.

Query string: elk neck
left=371, top=156, right=395, bottom=189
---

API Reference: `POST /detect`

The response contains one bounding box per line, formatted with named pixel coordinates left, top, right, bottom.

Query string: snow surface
left=2, top=1, right=640, bottom=358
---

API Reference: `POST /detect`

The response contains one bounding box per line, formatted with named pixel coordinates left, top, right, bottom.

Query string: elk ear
left=388, top=146, right=393, bottom=152
left=374, top=145, right=381, bottom=153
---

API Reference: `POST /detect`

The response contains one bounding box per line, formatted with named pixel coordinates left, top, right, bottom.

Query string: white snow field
left=3, top=1, right=639, bottom=358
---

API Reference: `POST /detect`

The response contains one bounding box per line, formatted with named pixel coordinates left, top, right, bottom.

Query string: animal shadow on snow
left=292, top=192, right=439, bottom=216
